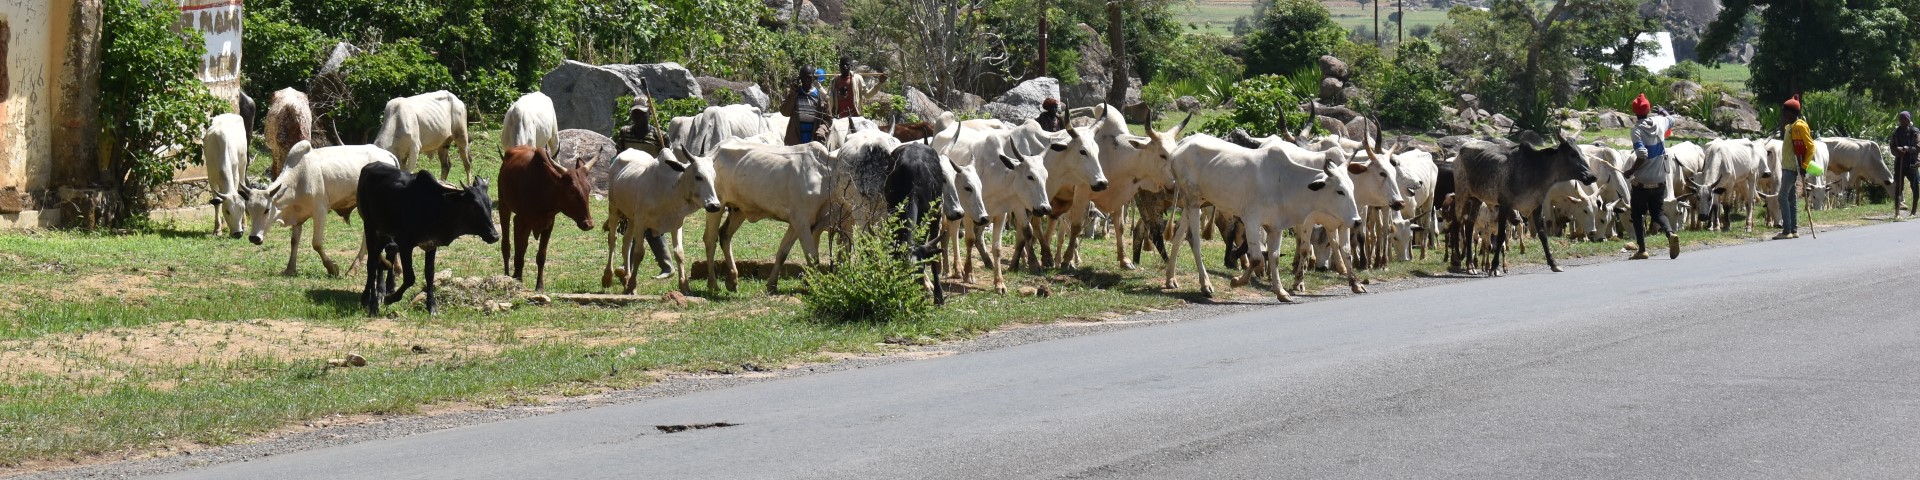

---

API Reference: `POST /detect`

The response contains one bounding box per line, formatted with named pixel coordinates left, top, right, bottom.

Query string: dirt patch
left=0, top=319, right=513, bottom=385
left=71, top=274, right=165, bottom=302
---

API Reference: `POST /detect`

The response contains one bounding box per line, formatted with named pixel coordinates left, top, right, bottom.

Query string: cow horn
left=1172, top=111, right=1194, bottom=138
left=1299, top=102, right=1318, bottom=141
left=1275, top=100, right=1296, bottom=143
left=944, top=125, right=964, bottom=157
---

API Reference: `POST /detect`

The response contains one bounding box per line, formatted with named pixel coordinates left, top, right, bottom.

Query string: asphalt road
left=149, top=221, right=1920, bottom=479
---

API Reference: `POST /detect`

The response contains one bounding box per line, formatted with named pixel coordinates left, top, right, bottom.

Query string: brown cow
left=264, top=88, right=314, bottom=178
left=881, top=122, right=938, bottom=143
left=498, top=145, right=596, bottom=290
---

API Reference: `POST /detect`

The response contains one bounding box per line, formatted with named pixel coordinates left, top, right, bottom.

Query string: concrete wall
left=1, top=1, right=60, bottom=195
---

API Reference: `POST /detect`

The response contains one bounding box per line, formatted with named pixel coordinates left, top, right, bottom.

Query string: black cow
left=884, top=142, right=951, bottom=304
left=1450, top=133, right=1596, bottom=276
left=357, top=163, right=501, bottom=315
left=238, top=91, right=257, bottom=135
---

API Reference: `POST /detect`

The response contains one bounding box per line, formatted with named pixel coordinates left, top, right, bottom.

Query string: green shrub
left=655, top=97, right=709, bottom=122
left=1662, top=60, right=1705, bottom=82
left=100, top=0, right=228, bottom=227
left=1802, top=90, right=1895, bottom=139
left=336, top=39, right=455, bottom=143
left=1242, top=0, right=1346, bottom=77
left=1200, top=75, right=1310, bottom=138
left=1369, top=40, right=1447, bottom=130
left=801, top=217, right=935, bottom=324
left=239, top=6, right=333, bottom=103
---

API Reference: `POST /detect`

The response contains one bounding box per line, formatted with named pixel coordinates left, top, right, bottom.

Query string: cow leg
left=1163, top=213, right=1184, bottom=290
left=385, top=247, right=416, bottom=306
left=1290, top=227, right=1310, bottom=294
left=361, top=236, right=383, bottom=316
left=311, top=215, right=341, bottom=278
left=721, top=212, right=745, bottom=293
left=1491, top=209, right=1511, bottom=277
left=703, top=211, right=725, bottom=293
left=671, top=228, right=691, bottom=294
left=990, top=221, right=1009, bottom=294
left=602, top=217, right=623, bottom=289
left=1115, top=203, right=1133, bottom=270
left=501, top=209, right=516, bottom=277
left=283, top=220, right=305, bottom=276
left=1336, top=227, right=1367, bottom=294
left=437, top=148, right=452, bottom=180
left=1232, top=223, right=1266, bottom=288
left=1180, top=205, right=1212, bottom=296
left=769, top=225, right=802, bottom=294
left=533, top=227, right=552, bottom=291
left=423, top=248, right=441, bottom=315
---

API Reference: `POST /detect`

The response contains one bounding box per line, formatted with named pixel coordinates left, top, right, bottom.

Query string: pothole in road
left=654, top=422, right=740, bottom=433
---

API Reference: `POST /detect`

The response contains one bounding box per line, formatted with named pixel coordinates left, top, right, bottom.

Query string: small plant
left=708, top=87, right=743, bottom=106
left=800, top=216, right=935, bottom=324
left=1662, top=61, right=1705, bottom=82
left=1199, top=75, right=1310, bottom=138
left=655, top=97, right=709, bottom=121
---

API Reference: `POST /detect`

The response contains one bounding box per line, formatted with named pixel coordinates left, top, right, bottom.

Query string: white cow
left=1695, top=138, right=1773, bottom=231
left=242, top=141, right=398, bottom=277
left=1819, top=137, right=1893, bottom=208
left=1065, top=105, right=1184, bottom=270
left=203, top=113, right=249, bottom=238
left=601, top=148, right=723, bottom=294
left=1577, top=144, right=1633, bottom=238
left=670, top=104, right=772, bottom=157
left=701, top=140, right=843, bottom=293
left=374, top=90, right=472, bottom=180
left=1008, top=121, right=1108, bottom=269
left=1663, top=141, right=1706, bottom=230
left=501, top=92, right=559, bottom=159
left=1164, top=134, right=1364, bottom=301
left=1391, top=148, right=1441, bottom=256
left=263, top=88, right=313, bottom=177
left=930, top=125, right=1053, bottom=293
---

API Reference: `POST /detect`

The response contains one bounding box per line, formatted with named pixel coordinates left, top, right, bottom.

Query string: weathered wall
left=178, top=0, right=241, bottom=107
left=0, top=1, right=57, bottom=196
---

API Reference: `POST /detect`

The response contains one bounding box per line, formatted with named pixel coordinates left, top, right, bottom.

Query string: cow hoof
left=324, top=263, right=341, bottom=278
left=1119, top=261, right=1136, bottom=270
left=1230, top=277, right=1250, bottom=288
left=280, top=267, right=298, bottom=277
left=1550, top=265, right=1565, bottom=273
left=653, top=271, right=674, bottom=280
left=1351, top=285, right=1369, bottom=294
left=995, top=285, right=1008, bottom=294
left=1276, top=293, right=1295, bottom=303
left=601, top=271, right=615, bottom=289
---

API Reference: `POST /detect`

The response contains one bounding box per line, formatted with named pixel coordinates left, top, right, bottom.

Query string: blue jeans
left=1779, top=169, right=1799, bottom=233
left=798, top=122, right=818, bottom=143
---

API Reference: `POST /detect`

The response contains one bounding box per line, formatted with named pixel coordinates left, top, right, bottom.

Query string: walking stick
left=1801, top=170, right=1818, bottom=238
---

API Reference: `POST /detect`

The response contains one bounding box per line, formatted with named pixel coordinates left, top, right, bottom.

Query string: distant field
left=1700, top=63, right=1752, bottom=90
left=1181, top=0, right=1452, bottom=39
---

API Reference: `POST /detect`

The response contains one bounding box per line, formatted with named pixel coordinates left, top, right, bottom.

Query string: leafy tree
left=1369, top=40, right=1448, bottom=130
left=1242, top=0, right=1346, bottom=77
left=1199, top=75, right=1312, bottom=137
left=239, top=6, right=333, bottom=105
left=1433, top=0, right=1644, bottom=131
left=100, top=0, right=228, bottom=227
left=336, top=39, right=455, bottom=142
left=1699, top=0, right=1920, bottom=104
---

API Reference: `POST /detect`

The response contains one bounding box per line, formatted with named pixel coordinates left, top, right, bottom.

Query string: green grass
left=1180, top=1, right=1256, bottom=35
left=1698, top=63, right=1752, bottom=91
left=0, top=125, right=1902, bottom=468
left=1328, top=5, right=1449, bottom=39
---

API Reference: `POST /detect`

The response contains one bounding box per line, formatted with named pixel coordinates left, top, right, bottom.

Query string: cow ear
left=1346, top=162, right=1369, bottom=174
left=999, top=154, right=1020, bottom=170
left=1713, top=187, right=1726, bottom=194
left=210, top=196, right=223, bottom=206
left=1127, top=138, right=1150, bottom=150
left=237, top=188, right=251, bottom=201
left=267, top=183, right=285, bottom=199
left=1049, top=142, right=1068, bottom=152
left=664, top=158, right=688, bottom=172
left=1307, top=173, right=1329, bottom=191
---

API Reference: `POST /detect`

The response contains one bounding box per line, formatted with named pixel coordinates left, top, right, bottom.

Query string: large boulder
left=554, top=129, right=620, bottom=196
left=1712, top=106, right=1762, bottom=134
left=1314, top=116, right=1348, bottom=137
left=1595, top=110, right=1636, bottom=129
left=1319, top=77, right=1346, bottom=104
left=1670, top=115, right=1719, bottom=138
left=1061, top=23, right=1141, bottom=109
left=1436, top=135, right=1476, bottom=154
left=695, top=77, right=770, bottom=111
left=543, top=61, right=702, bottom=136
left=1318, top=55, right=1351, bottom=82
left=984, top=77, right=1061, bottom=125
left=1343, top=116, right=1377, bottom=141
left=1491, top=113, right=1515, bottom=130
left=905, top=87, right=946, bottom=123
left=1176, top=96, right=1203, bottom=113
left=1669, top=80, right=1703, bottom=105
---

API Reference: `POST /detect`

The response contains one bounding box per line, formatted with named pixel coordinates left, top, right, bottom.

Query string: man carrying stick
left=1776, top=95, right=1814, bottom=240
left=1890, top=111, right=1919, bottom=218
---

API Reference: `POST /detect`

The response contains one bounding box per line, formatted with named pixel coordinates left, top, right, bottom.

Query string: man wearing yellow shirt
left=1776, top=95, right=1812, bottom=240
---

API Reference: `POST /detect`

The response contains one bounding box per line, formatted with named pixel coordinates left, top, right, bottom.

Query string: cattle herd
left=194, top=83, right=1898, bottom=316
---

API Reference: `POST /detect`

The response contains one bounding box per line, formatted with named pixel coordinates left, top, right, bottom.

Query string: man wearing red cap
left=1625, top=93, right=1680, bottom=259
left=1776, top=95, right=1812, bottom=239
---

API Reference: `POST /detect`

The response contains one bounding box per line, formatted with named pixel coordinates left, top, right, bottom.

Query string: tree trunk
left=1397, top=0, right=1404, bottom=45
left=1036, top=0, right=1050, bottom=80
left=1374, top=0, right=1381, bottom=48
left=1105, top=0, right=1129, bottom=108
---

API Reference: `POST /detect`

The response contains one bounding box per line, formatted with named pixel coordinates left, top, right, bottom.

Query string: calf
left=243, top=141, right=397, bottom=277
left=358, top=164, right=501, bottom=315
left=202, top=113, right=249, bottom=238
left=602, top=148, right=723, bottom=294
left=502, top=92, right=560, bottom=158
left=264, top=88, right=313, bottom=177
left=498, top=145, right=596, bottom=291
left=1450, top=134, right=1596, bottom=276
left=375, top=90, right=474, bottom=180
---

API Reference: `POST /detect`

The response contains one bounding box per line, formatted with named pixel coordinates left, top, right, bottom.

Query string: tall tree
left=1106, top=0, right=1130, bottom=106
left=1700, top=0, right=1920, bottom=104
